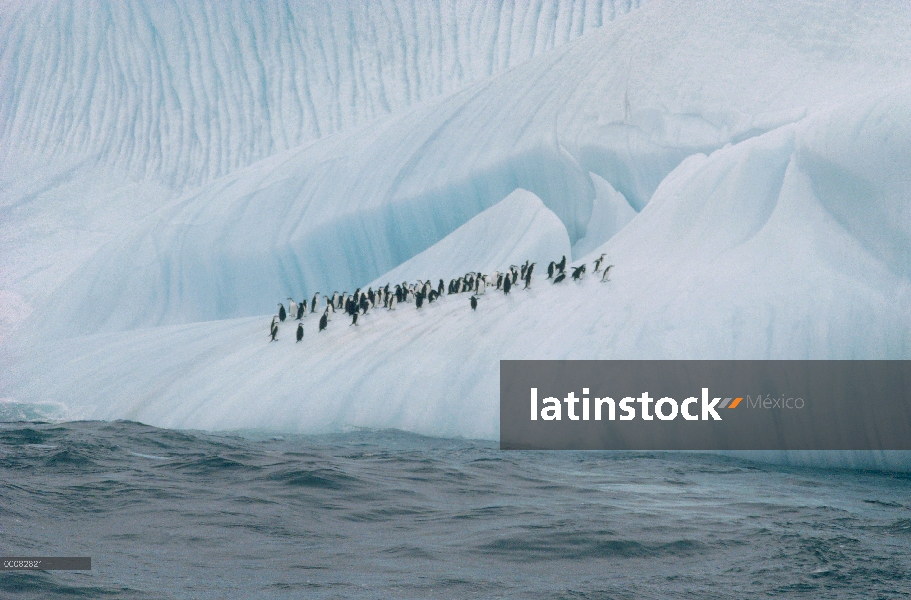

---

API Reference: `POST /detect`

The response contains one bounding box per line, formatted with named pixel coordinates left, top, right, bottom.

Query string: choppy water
left=1, top=421, right=909, bottom=599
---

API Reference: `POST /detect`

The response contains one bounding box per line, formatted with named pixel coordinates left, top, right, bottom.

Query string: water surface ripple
left=1, top=421, right=909, bottom=598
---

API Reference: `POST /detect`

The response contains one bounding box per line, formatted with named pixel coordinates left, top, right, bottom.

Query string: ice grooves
left=0, top=0, right=643, bottom=189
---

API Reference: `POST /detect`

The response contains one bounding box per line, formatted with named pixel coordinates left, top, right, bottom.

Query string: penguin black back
left=278, top=304, right=286, bottom=322
left=319, top=312, right=328, bottom=332
left=553, top=272, right=566, bottom=284
left=470, top=295, right=477, bottom=310
left=296, top=323, right=304, bottom=342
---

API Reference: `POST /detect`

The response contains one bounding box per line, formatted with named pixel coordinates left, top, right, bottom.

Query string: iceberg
left=1, top=0, right=910, bottom=469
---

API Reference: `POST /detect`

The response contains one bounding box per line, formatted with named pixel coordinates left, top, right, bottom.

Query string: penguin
left=503, top=275, right=512, bottom=295
left=547, top=261, right=555, bottom=279
left=296, top=323, right=304, bottom=342
left=416, top=294, right=424, bottom=309
left=319, top=311, right=328, bottom=332
left=287, top=298, right=296, bottom=318
left=600, top=265, right=614, bottom=282
left=496, top=273, right=504, bottom=290
left=351, top=312, right=358, bottom=326
left=470, top=295, right=478, bottom=310
left=269, top=323, right=278, bottom=342
left=571, top=264, right=586, bottom=281
left=311, top=292, right=320, bottom=313
left=438, top=279, right=444, bottom=296
left=360, top=296, right=369, bottom=314
left=553, top=272, right=566, bottom=284
left=556, top=255, right=567, bottom=273
left=296, top=301, right=306, bottom=320
left=278, top=304, right=286, bottom=322
left=477, top=276, right=486, bottom=295
left=594, top=254, right=607, bottom=272
left=271, top=315, right=278, bottom=330
left=389, top=294, right=397, bottom=310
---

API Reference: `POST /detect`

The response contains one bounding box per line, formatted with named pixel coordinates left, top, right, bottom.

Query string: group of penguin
left=268, top=253, right=613, bottom=342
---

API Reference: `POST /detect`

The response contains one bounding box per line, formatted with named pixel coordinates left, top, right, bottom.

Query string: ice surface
left=367, top=189, right=571, bottom=288
left=0, top=0, right=638, bottom=188
left=1, top=0, right=910, bottom=469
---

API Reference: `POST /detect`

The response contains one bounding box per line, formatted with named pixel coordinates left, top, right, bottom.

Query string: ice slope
left=2, top=0, right=911, bottom=472
left=14, top=0, right=911, bottom=339
left=0, top=0, right=637, bottom=188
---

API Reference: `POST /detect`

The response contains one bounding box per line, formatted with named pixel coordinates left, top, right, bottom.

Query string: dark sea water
left=1, top=421, right=909, bottom=599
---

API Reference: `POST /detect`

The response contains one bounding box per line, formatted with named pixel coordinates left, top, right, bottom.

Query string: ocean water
left=1, top=421, right=909, bottom=599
